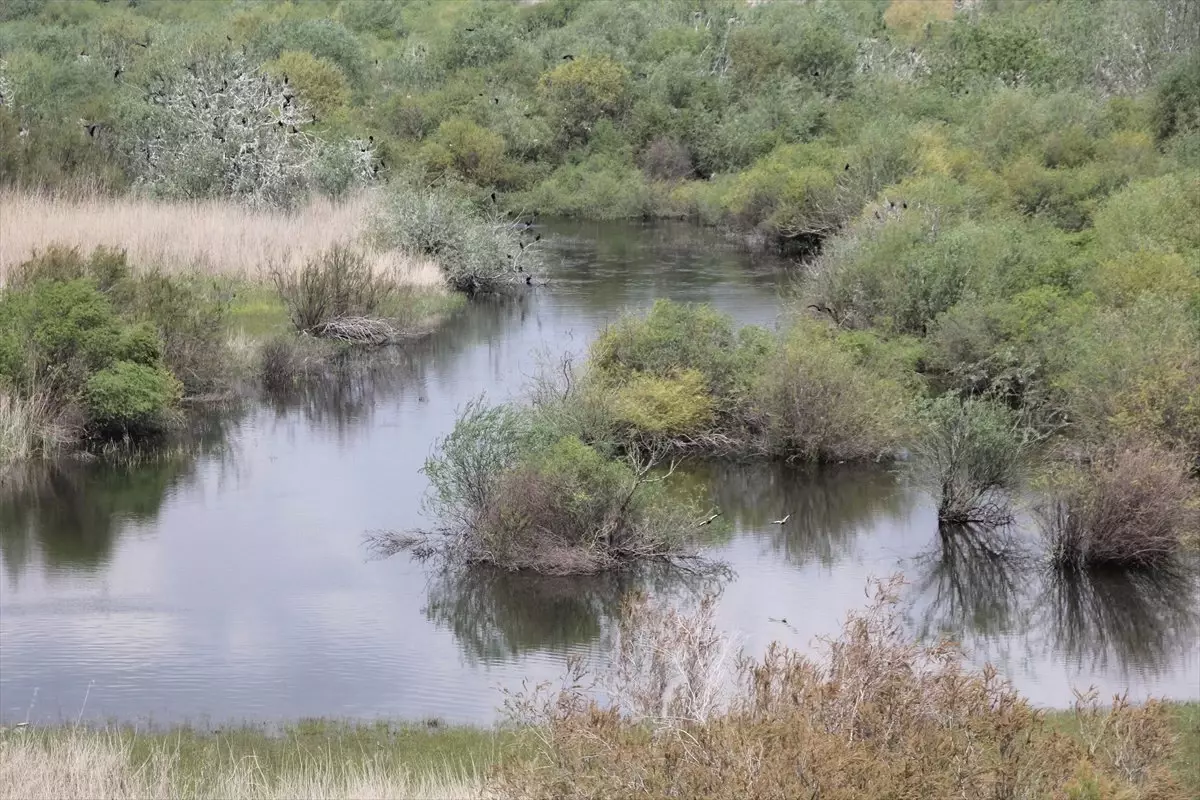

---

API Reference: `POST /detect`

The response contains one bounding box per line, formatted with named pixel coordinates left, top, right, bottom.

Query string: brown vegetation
left=0, top=191, right=442, bottom=287
left=499, top=578, right=1188, bottom=800
left=1038, top=441, right=1199, bottom=567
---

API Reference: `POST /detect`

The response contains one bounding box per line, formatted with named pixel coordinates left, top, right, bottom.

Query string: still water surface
left=2, top=221, right=1197, bottom=725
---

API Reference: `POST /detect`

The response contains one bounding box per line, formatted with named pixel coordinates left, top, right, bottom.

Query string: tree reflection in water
left=1037, top=563, right=1200, bottom=681
left=423, top=561, right=733, bottom=665
left=907, top=522, right=1199, bottom=683
left=910, top=524, right=1034, bottom=642
left=683, top=460, right=912, bottom=568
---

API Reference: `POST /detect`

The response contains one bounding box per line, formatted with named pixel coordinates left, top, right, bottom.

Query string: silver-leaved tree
left=130, top=52, right=375, bottom=209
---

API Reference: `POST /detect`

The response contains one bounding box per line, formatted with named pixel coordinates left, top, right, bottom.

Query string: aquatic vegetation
left=500, top=578, right=1190, bottom=800
left=1038, top=441, right=1199, bottom=568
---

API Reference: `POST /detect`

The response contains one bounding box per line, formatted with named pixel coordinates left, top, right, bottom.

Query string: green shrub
left=84, top=361, right=181, bottom=436
left=263, top=50, right=350, bottom=116
left=752, top=321, right=911, bottom=463
left=1153, top=50, right=1200, bottom=142
left=589, top=300, right=770, bottom=412
left=420, top=116, right=508, bottom=186
left=609, top=369, right=714, bottom=438
left=128, top=271, right=231, bottom=395
left=539, top=54, right=630, bottom=143
left=912, top=394, right=1036, bottom=525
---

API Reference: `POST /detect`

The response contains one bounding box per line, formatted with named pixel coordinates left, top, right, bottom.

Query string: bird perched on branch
left=698, top=512, right=721, bottom=527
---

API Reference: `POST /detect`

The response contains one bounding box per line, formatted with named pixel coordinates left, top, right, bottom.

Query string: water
left=2, top=220, right=1197, bottom=726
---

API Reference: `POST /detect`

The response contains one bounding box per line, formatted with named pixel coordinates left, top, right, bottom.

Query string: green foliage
left=264, top=50, right=350, bottom=116
left=539, top=54, right=630, bottom=144
left=84, top=360, right=181, bottom=436
left=420, top=116, right=507, bottom=186
left=1153, top=50, right=1200, bottom=142
left=609, top=369, right=714, bottom=437
left=912, top=393, right=1034, bottom=524
left=752, top=321, right=912, bottom=462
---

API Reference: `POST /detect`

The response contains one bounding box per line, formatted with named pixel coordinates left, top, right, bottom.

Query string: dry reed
left=0, top=190, right=443, bottom=288
left=0, top=728, right=482, bottom=800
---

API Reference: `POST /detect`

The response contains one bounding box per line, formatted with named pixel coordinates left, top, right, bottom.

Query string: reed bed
left=0, top=190, right=443, bottom=288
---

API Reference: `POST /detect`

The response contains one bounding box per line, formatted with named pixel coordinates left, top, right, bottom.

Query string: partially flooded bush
left=752, top=321, right=911, bottom=462
left=1038, top=442, right=1198, bottom=568
left=258, top=336, right=304, bottom=391
left=912, top=394, right=1035, bottom=525
left=84, top=361, right=181, bottom=438
left=381, top=398, right=701, bottom=575
left=608, top=370, right=714, bottom=440
left=500, top=578, right=1187, bottom=800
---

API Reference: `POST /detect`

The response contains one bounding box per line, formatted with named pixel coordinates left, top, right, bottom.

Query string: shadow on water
left=424, top=561, right=734, bottom=666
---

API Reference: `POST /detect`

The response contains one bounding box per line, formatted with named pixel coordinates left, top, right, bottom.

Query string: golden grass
left=0, top=729, right=483, bottom=800
left=0, top=190, right=444, bottom=288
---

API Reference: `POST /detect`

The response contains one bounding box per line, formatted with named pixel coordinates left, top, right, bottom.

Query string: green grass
left=1044, top=702, right=1200, bottom=795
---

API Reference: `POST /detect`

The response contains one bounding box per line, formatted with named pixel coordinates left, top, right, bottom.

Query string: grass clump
left=911, top=394, right=1036, bottom=525
left=1038, top=441, right=1199, bottom=568
left=500, top=578, right=1189, bottom=800
left=377, top=397, right=702, bottom=575
left=270, top=243, right=395, bottom=343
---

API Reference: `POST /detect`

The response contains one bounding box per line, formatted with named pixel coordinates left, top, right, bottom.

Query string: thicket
left=500, top=578, right=1190, bottom=799
left=0, top=246, right=236, bottom=462
left=2, top=0, right=1194, bottom=243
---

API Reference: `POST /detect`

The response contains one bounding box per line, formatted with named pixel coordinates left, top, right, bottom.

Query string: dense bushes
left=501, top=579, right=1188, bottom=799
left=0, top=246, right=237, bottom=460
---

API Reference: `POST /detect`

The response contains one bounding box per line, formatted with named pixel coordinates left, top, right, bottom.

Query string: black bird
left=465, top=27, right=475, bottom=32
left=311, top=114, right=319, bottom=123
left=534, top=233, right=541, bottom=242
left=490, top=191, right=497, bottom=203
left=135, top=40, right=148, bottom=48
left=283, top=74, right=288, bottom=85
left=113, top=67, right=122, bottom=79
left=518, top=265, right=523, bottom=273
left=889, top=200, right=895, bottom=209
left=562, top=54, right=574, bottom=61
left=226, top=35, right=232, bottom=42
left=290, top=125, right=298, bottom=133
left=519, top=241, right=525, bottom=250
left=525, top=274, right=532, bottom=285
left=241, top=117, right=247, bottom=125
left=277, top=120, right=284, bottom=127
left=874, top=210, right=882, bottom=220
left=221, top=79, right=228, bottom=90
left=368, top=135, right=374, bottom=144
left=492, top=97, right=499, bottom=104
left=506, top=254, right=513, bottom=260
left=84, top=123, right=100, bottom=137
left=844, top=163, right=850, bottom=171
left=378, top=159, right=386, bottom=169
left=902, top=201, right=907, bottom=210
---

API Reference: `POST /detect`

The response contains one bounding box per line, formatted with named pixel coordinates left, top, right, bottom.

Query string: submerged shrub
left=912, top=394, right=1035, bottom=525
left=1038, top=442, right=1198, bottom=568
left=752, top=321, right=910, bottom=462
left=390, top=398, right=700, bottom=575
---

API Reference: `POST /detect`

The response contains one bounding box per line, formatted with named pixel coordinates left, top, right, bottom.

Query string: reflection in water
left=1037, top=565, right=1200, bottom=680
left=690, top=461, right=911, bottom=568
left=0, top=410, right=240, bottom=581
left=909, top=525, right=1032, bottom=641
left=425, top=562, right=733, bottom=666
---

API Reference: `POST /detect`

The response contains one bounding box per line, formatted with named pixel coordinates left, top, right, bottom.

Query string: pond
left=2, top=220, right=1197, bottom=726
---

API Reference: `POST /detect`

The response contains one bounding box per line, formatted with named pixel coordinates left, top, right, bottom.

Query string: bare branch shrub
left=1037, top=441, right=1198, bottom=567
left=911, top=393, right=1038, bottom=525
left=269, top=243, right=394, bottom=338
left=498, top=577, right=1188, bottom=800
left=128, top=53, right=375, bottom=209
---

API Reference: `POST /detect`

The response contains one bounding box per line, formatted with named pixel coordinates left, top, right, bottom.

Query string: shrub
left=270, top=244, right=396, bottom=341
left=258, top=336, right=304, bottom=391
left=500, top=578, right=1186, bottom=800
left=608, top=369, right=714, bottom=439
left=390, top=398, right=700, bottom=574
left=84, top=360, right=181, bottom=437
left=752, top=321, right=911, bottom=462
left=128, top=272, right=230, bottom=395
left=1038, top=442, right=1198, bottom=568
left=1152, top=50, right=1200, bottom=141
left=420, top=116, right=508, bottom=186
left=263, top=50, right=350, bottom=116
left=589, top=300, right=770, bottom=413
left=539, top=54, right=630, bottom=143
left=911, top=394, right=1036, bottom=525
left=370, top=182, right=539, bottom=292
left=639, top=136, right=692, bottom=181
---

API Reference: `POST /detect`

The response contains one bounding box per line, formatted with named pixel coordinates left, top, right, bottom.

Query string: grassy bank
left=0, top=720, right=502, bottom=800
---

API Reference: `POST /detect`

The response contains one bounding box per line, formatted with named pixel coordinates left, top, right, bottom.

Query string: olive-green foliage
left=84, top=360, right=181, bottom=436
left=753, top=321, right=911, bottom=463
left=538, top=54, right=630, bottom=144
left=609, top=369, right=713, bottom=438
left=912, top=393, right=1033, bottom=525
left=420, top=116, right=507, bottom=186
left=264, top=50, right=350, bottom=116
left=1153, top=50, right=1200, bottom=142
left=590, top=300, right=770, bottom=412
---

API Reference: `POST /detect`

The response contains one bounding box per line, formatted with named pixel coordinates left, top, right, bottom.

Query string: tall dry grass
left=0, top=729, right=482, bottom=800
left=0, top=190, right=443, bottom=288
left=0, top=390, right=72, bottom=467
